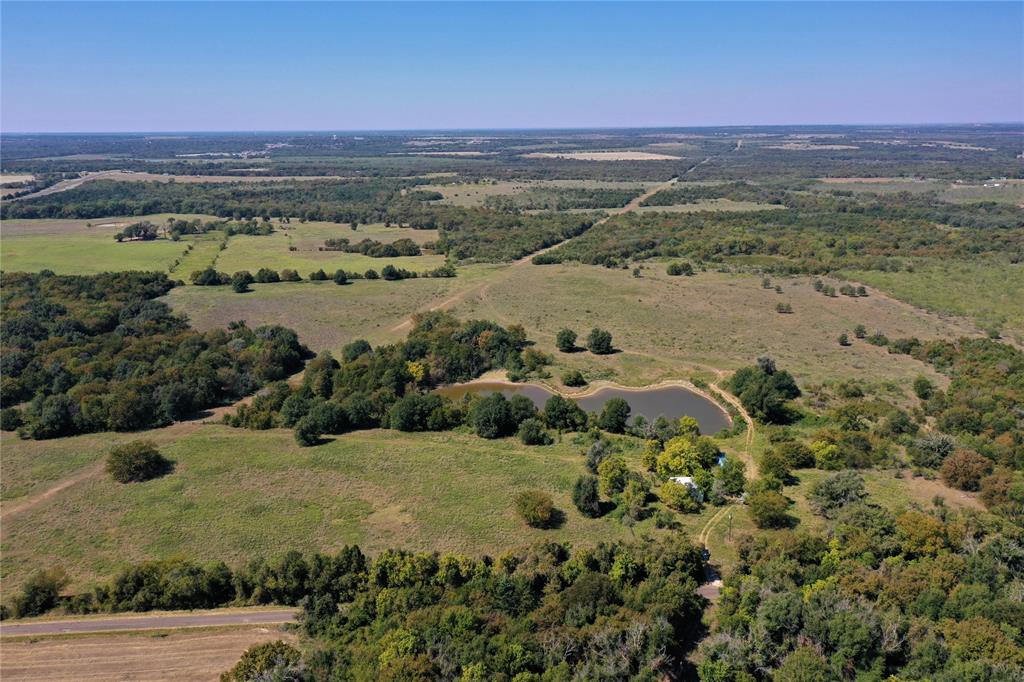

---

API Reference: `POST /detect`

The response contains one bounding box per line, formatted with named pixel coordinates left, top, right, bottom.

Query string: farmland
left=1, top=125, right=1022, bottom=680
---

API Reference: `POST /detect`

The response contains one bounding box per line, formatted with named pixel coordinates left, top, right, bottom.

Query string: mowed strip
left=1, top=626, right=294, bottom=682
left=0, top=607, right=297, bottom=637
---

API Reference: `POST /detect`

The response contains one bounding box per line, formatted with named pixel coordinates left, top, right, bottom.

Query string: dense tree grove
left=321, top=236, right=422, bottom=257
left=13, top=541, right=710, bottom=680
left=484, top=187, right=643, bottom=211
left=699, top=507, right=1024, bottom=681
left=226, top=312, right=552, bottom=444
left=535, top=191, right=1024, bottom=271
left=0, top=271, right=308, bottom=438
left=725, top=359, right=801, bottom=424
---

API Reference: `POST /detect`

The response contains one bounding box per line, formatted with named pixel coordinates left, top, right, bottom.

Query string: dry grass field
left=0, top=626, right=293, bottom=682
left=444, top=263, right=980, bottom=387
left=0, top=426, right=654, bottom=592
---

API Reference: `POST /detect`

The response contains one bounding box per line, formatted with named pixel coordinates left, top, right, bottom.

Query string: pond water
left=435, top=381, right=731, bottom=435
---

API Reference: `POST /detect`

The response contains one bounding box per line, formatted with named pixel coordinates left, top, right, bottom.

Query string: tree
left=853, top=324, right=867, bottom=339
left=598, top=397, right=631, bottom=433
left=940, top=449, right=992, bottom=491
left=294, top=415, right=322, bottom=447
left=586, top=328, right=613, bottom=355
left=221, top=640, right=302, bottom=682
left=572, top=474, right=602, bottom=517
left=597, top=456, right=629, bottom=497
left=747, top=490, right=792, bottom=528
left=910, top=432, right=956, bottom=468
left=773, top=646, right=832, bottom=682
left=11, top=568, right=69, bottom=618
left=555, top=328, right=577, bottom=353
left=543, top=395, right=587, bottom=431
left=715, top=457, right=746, bottom=496
left=808, top=470, right=867, bottom=517
left=838, top=333, right=850, bottom=346
left=280, top=268, right=301, bottom=282
left=759, top=449, right=791, bottom=482
left=230, top=270, right=254, bottom=293
left=470, top=393, right=515, bottom=439
left=660, top=480, right=701, bottom=513
left=255, top=267, right=280, bottom=283
left=518, top=418, right=552, bottom=445
left=514, top=490, right=557, bottom=528
left=309, top=269, right=328, bottom=281
left=333, top=269, right=348, bottom=285
left=106, top=441, right=171, bottom=483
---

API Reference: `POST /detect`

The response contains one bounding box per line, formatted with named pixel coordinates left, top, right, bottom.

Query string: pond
left=435, top=381, right=731, bottom=435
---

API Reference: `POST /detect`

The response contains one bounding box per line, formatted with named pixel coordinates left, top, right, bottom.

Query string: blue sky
left=2, top=2, right=1021, bottom=132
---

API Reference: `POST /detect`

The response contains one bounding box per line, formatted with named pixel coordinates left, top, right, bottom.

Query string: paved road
left=0, top=608, right=298, bottom=637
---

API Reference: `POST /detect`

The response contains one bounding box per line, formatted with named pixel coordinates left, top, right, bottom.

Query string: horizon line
left=3, top=121, right=1023, bottom=136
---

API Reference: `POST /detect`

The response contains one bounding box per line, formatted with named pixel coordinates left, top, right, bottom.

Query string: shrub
left=333, top=269, right=348, bottom=285
left=913, top=375, right=935, bottom=400
left=309, top=269, right=328, bottom=281
left=220, top=640, right=302, bottom=682
left=106, top=441, right=171, bottom=483
left=515, top=490, right=557, bottom=528
left=777, top=441, right=814, bottom=468
left=10, top=568, right=69, bottom=618
left=572, top=474, right=602, bottom=517
left=747, top=490, right=792, bottom=528
left=0, top=407, right=23, bottom=431
left=518, top=418, right=552, bottom=445
left=940, top=449, right=993, bottom=491
left=910, top=432, right=956, bottom=468
left=280, top=268, right=301, bottom=282
left=808, top=470, right=867, bottom=517
left=838, top=333, right=850, bottom=346
left=561, top=369, right=587, bottom=387
left=555, top=328, right=577, bottom=353
left=587, top=328, right=614, bottom=354
left=255, top=267, right=280, bottom=283
left=759, top=449, right=791, bottom=482
left=667, top=261, right=694, bottom=276
left=294, top=416, right=322, bottom=447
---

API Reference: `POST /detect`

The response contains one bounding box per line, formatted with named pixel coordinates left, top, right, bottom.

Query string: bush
left=518, top=418, right=552, bottom=445
left=940, top=449, right=993, bottom=491
left=280, top=268, right=301, bottom=282
left=838, top=333, right=850, bottom=346
left=555, top=328, right=577, bottom=353
left=597, top=456, right=629, bottom=497
left=0, top=407, right=23, bottom=431
left=514, top=490, right=558, bottom=528
left=910, top=432, right=956, bottom=468
left=10, top=568, right=68, bottom=618
left=913, top=375, right=935, bottom=400
left=333, top=269, right=348, bottom=285
left=561, top=369, right=587, bottom=387
left=572, top=474, right=602, bottom=517
left=667, top=261, right=694, bottom=276
left=230, top=271, right=254, bottom=293
left=747, top=490, right=792, bottom=528
left=106, top=441, right=171, bottom=483
left=808, top=470, right=867, bottom=518
left=294, top=416, right=322, bottom=447
left=586, top=328, right=614, bottom=355
left=543, top=395, right=587, bottom=432
left=255, top=267, right=280, bottom=283
left=309, top=269, right=328, bottom=281
left=220, top=640, right=302, bottom=682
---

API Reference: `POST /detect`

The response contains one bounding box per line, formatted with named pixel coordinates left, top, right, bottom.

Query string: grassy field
left=1, top=425, right=668, bottom=592
left=1, top=214, right=217, bottom=275
left=446, top=263, right=978, bottom=387
left=841, top=258, right=1024, bottom=344
left=1, top=625, right=293, bottom=681
left=164, top=267, right=502, bottom=353
left=213, top=223, right=445, bottom=276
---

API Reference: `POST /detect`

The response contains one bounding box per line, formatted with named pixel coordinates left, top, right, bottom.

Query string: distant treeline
left=536, top=191, right=1024, bottom=270
left=321, top=236, right=422, bottom=257
left=484, top=187, right=643, bottom=212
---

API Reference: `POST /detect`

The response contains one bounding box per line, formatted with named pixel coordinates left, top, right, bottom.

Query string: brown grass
left=0, top=627, right=293, bottom=681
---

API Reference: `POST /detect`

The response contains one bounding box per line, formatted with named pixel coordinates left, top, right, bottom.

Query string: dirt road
left=0, top=608, right=298, bottom=637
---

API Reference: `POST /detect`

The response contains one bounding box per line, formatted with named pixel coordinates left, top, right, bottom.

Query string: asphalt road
left=0, top=608, right=298, bottom=636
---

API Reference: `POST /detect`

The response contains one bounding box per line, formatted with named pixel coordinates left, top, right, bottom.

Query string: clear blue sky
left=2, top=1, right=1021, bottom=132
